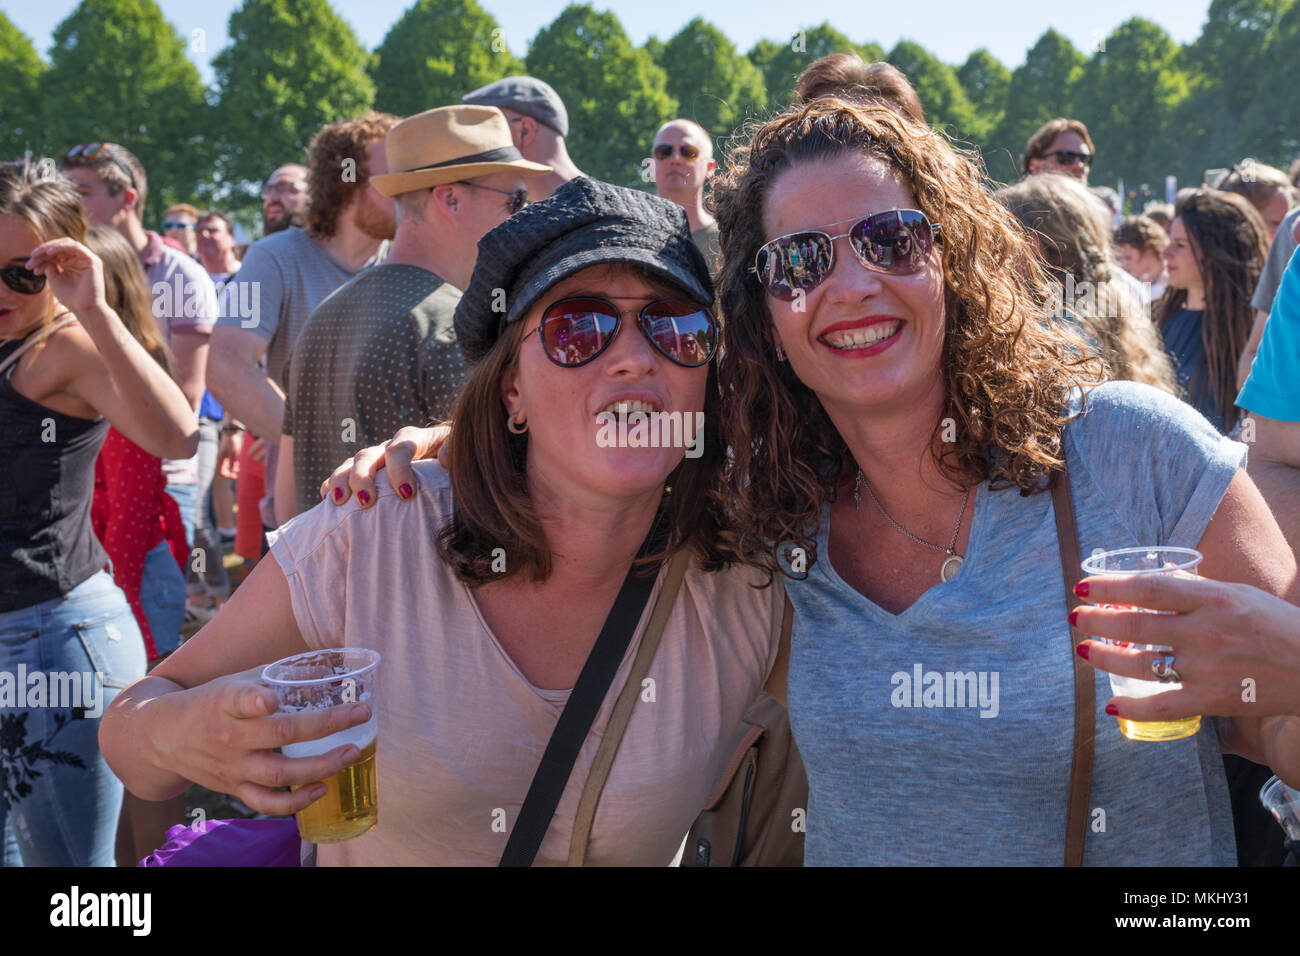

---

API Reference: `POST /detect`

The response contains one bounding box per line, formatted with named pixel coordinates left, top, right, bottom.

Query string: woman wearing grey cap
left=100, top=177, right=788, bottom=865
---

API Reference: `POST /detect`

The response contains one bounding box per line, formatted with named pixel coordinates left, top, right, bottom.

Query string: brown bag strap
left=1051, top=465, right=1095, bottom=867
left=566, top=548, right=692, bottom=866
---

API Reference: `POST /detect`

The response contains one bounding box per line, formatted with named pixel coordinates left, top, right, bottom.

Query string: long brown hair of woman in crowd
left=83, top=225, right=174, bottom=379
left=995, top=174, right=1179, bottom=395
left=710, top=99, right=1104, bottom=573
left=1154, top=189, right=1268, bottom=429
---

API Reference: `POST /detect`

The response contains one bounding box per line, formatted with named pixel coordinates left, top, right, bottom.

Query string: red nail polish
left=1075, top=642, right=1089, bottom=660
left=1074, top=581, right=1090, bottom=597
left=332, top=487, right=342, bottom=502
left=358, top=490, right=370, bottom=505
left=1105, top=703, right=1118, bottom=716
left=1068, top=610, right=1079, bottom=627
left=399, top=483, right=413, bottom=499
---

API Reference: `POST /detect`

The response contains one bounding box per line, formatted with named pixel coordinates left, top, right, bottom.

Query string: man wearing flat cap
left=462, top=75, right=585, bottom=201
left=275, top=105, right=550, bottom=521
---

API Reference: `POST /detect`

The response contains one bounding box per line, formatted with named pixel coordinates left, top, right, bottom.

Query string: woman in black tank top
left=1, top=160, right=196, bottom=866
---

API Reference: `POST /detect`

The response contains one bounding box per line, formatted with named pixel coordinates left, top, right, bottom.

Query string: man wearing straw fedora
left=275, top=105, right=551, bottom=522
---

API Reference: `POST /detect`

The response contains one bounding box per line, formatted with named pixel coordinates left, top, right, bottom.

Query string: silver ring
left=1151, top=654, right=1181, bottom=683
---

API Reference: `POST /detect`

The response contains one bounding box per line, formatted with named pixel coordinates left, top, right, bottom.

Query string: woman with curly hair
left=1156, top=189, right=1269, bottom=435
left=994, top=174, right=1177, bottom=394
left=708, top=98, right=1299, bottom=865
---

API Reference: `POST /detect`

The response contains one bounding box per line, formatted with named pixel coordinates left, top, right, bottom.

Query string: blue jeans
left=139, top=540, right=186, bottom=657
left=0, top=571, right=147, bottom=866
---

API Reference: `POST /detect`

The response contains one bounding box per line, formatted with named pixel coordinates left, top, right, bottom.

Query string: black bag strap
left=499, top=552, right=661, bottom=867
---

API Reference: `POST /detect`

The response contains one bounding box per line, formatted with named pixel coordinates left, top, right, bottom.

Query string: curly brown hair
left=1115, top=214, right=1169, bottom=256
left=710, top=100, right=1103, bottom=575
left=792, top=53, right=926, bottom=125
left=1154, top=189, right=1268, bottom=430
left=306, top=111, right=399, bottom=239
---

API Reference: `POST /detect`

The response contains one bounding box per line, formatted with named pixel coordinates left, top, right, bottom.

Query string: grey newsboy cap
left=461, top=75, right=569, bottom=138
left=454, top=177, right=714, bottom=364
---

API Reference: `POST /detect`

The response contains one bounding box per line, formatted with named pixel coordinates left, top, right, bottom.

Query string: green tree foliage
left=370, top=0, right=524, bottom=118
left=643, top=36, right=665, bottom=66
left=0, top=13, right=47, bottom=160
left=887, top=41, right=977, bottom=139
left=991, top=29, right=1085, bottom=181
left=657, top=18, right=766, bottom=151
left=1073, top=19, right=1189, bottom=188
left=41, top=0, right=206, bottom=223
left=1236, top=0, right=1300, bottom=173
left=957, top=48, right=1010, bottom=140
left=525, top=4, right=676, bottom=188
left=747, top=23, right=874, bottom=108
left=211, top=0, right=374, bottom=218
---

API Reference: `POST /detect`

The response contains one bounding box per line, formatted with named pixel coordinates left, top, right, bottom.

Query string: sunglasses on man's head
left=750, top=209, right=941, bottom=301
left=453, top=181, right=528, bottom=215
left=1, top=264, right=46, bottom=296
left=524, top=296, right=718, bottom=368
left=652, top=143, right=701, bottom=162
left=1042, top=149, right=1092, bottom=168
left=64, top=143, right=137, bottom=189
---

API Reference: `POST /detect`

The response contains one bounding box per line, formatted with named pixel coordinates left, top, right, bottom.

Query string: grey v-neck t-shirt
left=785, top=380, right=1244, bottom=865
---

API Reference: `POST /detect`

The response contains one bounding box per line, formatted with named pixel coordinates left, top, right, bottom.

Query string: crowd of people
left=3, top=51, right=1300, bottom=868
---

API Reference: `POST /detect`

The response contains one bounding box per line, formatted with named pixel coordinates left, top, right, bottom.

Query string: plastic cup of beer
left=1259, top=775, right=1300, bottom=841
left=1078, top=547, right=1203, bottom=743
left=262, top=648, right=380, bottom=843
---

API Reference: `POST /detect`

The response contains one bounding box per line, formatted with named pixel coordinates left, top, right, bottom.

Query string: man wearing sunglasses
left=274, top=105, right=550, bottom=523
left=651, top=120, right=720, bottom=274
left=1022, top=117, right=1095, bottom=185
left=162, top=203, right=200, bottom=257
left=462, top=76, right=585, bottom=202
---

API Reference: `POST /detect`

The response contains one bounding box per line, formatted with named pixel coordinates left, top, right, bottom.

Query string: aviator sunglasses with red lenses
left=750, top=208, right=941, bottom=301
left=526, top=296, right=718, bottom=368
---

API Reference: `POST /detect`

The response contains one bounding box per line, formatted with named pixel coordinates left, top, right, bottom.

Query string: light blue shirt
left=1239, top=246, right=1300, bottom=423
left=786, top=381, right=1244, bottom=865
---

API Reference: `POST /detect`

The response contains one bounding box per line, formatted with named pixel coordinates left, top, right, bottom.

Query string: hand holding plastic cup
left=1078, top=547, right=1202, bottom=742
left=1259, top=775, right=1300, bottom=841
left=262, top=648, right=380, bottom=843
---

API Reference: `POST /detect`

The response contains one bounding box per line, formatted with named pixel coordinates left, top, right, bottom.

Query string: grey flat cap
left=454, top=177, right=713, bottom=364
left=462, top=76, right=569, bottom=138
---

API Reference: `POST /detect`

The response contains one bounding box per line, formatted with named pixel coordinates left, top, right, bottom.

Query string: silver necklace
left=853, top=468, right=971, bottom=583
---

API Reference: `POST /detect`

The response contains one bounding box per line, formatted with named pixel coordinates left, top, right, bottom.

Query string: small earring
left=775, top=343, right=786, bottom=363
left=507, top=410, right=528, bottom=435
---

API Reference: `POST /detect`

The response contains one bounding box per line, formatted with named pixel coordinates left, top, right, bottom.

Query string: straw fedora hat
left=369, top=105, right=551, bottom=197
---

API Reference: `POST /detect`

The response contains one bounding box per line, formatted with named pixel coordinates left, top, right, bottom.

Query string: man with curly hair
left=207, top=111, right=399, bottom=545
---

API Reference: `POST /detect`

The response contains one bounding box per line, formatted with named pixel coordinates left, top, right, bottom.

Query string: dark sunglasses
left=652, top=143, right=701, bottom=161
left=750, top=209, right=942, bottom=301
left=162, top=220, right=195, bottom=231
left=525, top=296, right=718, bottom=368
left=64, top=143, right=137, bottom=189
left=453, top=180, right=528, bottom=215
left=1, top=264, right=46, bottom=295
left=1043, top=149, right=1092, bottom=167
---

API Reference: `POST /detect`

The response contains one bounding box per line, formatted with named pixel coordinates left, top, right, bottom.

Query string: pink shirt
left=268, top=462, right=782, bottom=866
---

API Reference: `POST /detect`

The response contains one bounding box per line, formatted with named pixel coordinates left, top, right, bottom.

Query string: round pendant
left=940, top=554, right=963, bottom=583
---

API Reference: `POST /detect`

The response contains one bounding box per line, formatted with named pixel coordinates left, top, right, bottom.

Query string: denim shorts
left=0, top=571, right=147, bottom=866
left=139, top=540, right=186, bottom=658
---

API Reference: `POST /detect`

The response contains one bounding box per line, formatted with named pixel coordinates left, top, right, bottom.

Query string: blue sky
left=8, top=0, right=1212, bottom=85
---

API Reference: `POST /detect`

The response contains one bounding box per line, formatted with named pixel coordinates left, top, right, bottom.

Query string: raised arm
left=28, top=238, right=196, bottom=460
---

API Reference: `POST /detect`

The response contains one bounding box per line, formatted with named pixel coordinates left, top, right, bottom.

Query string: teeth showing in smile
left=823, top=320, right=902, bottom=350
left=598, top=399, right=659, bottom=418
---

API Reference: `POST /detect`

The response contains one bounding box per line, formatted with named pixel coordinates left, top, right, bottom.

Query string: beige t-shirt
left=268, top=461, right=782, bottom=866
